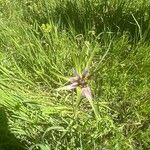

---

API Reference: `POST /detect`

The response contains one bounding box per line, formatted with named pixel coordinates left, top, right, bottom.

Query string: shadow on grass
left=22, top=0, right=150, bottom=42
left=0, top=107, right=26, bottom=150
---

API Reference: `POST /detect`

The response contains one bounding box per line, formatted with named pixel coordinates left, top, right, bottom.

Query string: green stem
left=74, top=87, right=82, bottom=118
left=88, top=97, right=100, bottom=120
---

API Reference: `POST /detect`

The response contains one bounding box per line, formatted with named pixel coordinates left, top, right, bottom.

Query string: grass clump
left=0, top=0, right=150, bottom=149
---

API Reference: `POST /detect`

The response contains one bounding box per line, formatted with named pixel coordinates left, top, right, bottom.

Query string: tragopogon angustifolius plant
left=57, top=68, right=92, bottom=99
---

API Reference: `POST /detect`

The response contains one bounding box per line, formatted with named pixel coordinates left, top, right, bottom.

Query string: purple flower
left=57, top=68, right=92, bottom=99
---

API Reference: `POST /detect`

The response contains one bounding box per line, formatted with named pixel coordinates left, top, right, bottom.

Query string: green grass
left=0, top=0, right=150, bottom=149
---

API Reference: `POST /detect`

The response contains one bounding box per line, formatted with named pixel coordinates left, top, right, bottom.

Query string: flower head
left=57, top=68, right=92, bottom=99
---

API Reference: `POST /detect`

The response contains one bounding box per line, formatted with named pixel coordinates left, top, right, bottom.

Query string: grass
left=0, top=0, right=150, bottom=149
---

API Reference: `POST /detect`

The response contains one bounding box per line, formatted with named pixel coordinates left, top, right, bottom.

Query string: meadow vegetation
left=0, top=0, right=150, bottom=149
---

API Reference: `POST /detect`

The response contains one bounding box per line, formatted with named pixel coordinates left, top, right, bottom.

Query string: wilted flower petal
left=68, top=82, right=78, bottom=90
left=81, top=86, right=92, bottom=98
left=57, top=82, right=78, bottom=91
left=70, top=76, right=79, bottom=83
left=82, top=68, right=89, bottom=78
